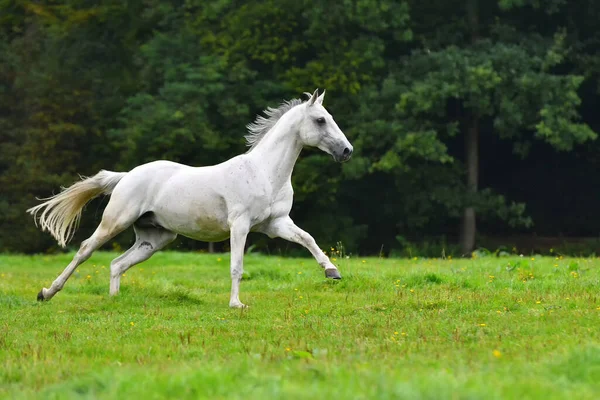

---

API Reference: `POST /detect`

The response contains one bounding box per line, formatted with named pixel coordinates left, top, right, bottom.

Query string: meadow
left=1, top=251, right=599, bottom=399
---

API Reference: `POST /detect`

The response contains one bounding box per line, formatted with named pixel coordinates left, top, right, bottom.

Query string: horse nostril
left=343, top=147, right=352, bottom=156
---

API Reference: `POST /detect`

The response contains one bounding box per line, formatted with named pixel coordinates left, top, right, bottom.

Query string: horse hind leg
left=109, top=224, right=177, bottom=296
left=38, top=215, right=133, bottom=301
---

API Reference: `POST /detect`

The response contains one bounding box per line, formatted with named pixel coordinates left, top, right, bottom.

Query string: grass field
left=1, top=252, right=600, bottom=399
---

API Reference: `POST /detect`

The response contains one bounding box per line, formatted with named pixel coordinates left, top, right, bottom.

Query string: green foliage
left=498, top=0, right=566, bottom=14
left=1, top=0, right=599, bottom=254
left=397, top=38, right=596, bottom=153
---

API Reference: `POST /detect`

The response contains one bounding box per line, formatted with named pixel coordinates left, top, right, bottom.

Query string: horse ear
left=316, top=89, right=326, bottom=105
left=307, top=89, right=319, bottom=106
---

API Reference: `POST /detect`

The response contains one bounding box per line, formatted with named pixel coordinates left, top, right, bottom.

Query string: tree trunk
left=467, top=0, right=479, bottom=38
left=460, top=0, right=480, bottom=255
left=208, top=242, right=215, bottom=253
left=460, top=117, right=479, bottom=254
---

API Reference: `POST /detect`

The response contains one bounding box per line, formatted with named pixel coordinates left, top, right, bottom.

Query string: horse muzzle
left=333, top=145, right=353, bottom=163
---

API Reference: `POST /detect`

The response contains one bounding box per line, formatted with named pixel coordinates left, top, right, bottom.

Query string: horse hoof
left=37, top=289, right=45, bottom=301
left=325, top=268, right=342, bottom=279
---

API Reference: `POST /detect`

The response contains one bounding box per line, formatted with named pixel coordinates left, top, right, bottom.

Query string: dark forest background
left=2, top=0, right=600, bottom=256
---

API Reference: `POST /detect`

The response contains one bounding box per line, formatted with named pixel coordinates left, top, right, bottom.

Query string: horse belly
left=152, top=191, right=231, bottom=242
left=180, top=214, right=231, bottom=242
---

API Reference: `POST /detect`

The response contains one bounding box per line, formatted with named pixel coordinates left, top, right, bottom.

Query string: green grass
left=1, top=252, right=600, bottom=399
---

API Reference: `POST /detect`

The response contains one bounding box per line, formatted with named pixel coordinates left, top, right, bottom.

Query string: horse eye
left=316, top=117, right=326, bottom=124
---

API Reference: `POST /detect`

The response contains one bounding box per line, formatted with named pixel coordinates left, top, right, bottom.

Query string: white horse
left=28, top=89, right=353, bottom=308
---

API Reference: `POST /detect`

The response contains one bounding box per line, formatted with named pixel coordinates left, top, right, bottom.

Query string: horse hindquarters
left=35, top=172, right=148, bottom=301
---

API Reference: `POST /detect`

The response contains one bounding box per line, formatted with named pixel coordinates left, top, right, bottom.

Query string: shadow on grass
left=149, top=286, right=205, bottom=306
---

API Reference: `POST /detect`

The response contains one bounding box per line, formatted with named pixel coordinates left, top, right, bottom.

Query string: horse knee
left=110, top=259, right=123, bottom=277
left=230, top=265, right=243, bottom=280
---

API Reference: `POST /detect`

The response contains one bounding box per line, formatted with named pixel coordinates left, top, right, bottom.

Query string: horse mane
left=245, top=98, right=305, bottom=151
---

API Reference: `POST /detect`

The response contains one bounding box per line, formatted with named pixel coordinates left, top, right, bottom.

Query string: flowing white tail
left=27, top=170, right=127, bottom=247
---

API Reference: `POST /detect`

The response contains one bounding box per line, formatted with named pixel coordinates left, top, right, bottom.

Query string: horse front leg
left=228, top=218, right=250, bottom=308
left=261, top=216, right=341, bottom=279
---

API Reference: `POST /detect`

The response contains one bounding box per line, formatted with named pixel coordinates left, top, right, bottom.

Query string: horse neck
left=248, top=110, right=303, bottom=191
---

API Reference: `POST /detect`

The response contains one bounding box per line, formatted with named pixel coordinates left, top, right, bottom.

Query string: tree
left=0, top=1, right=150, bottom=252
left=388, top=0, right=596, bottom=254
